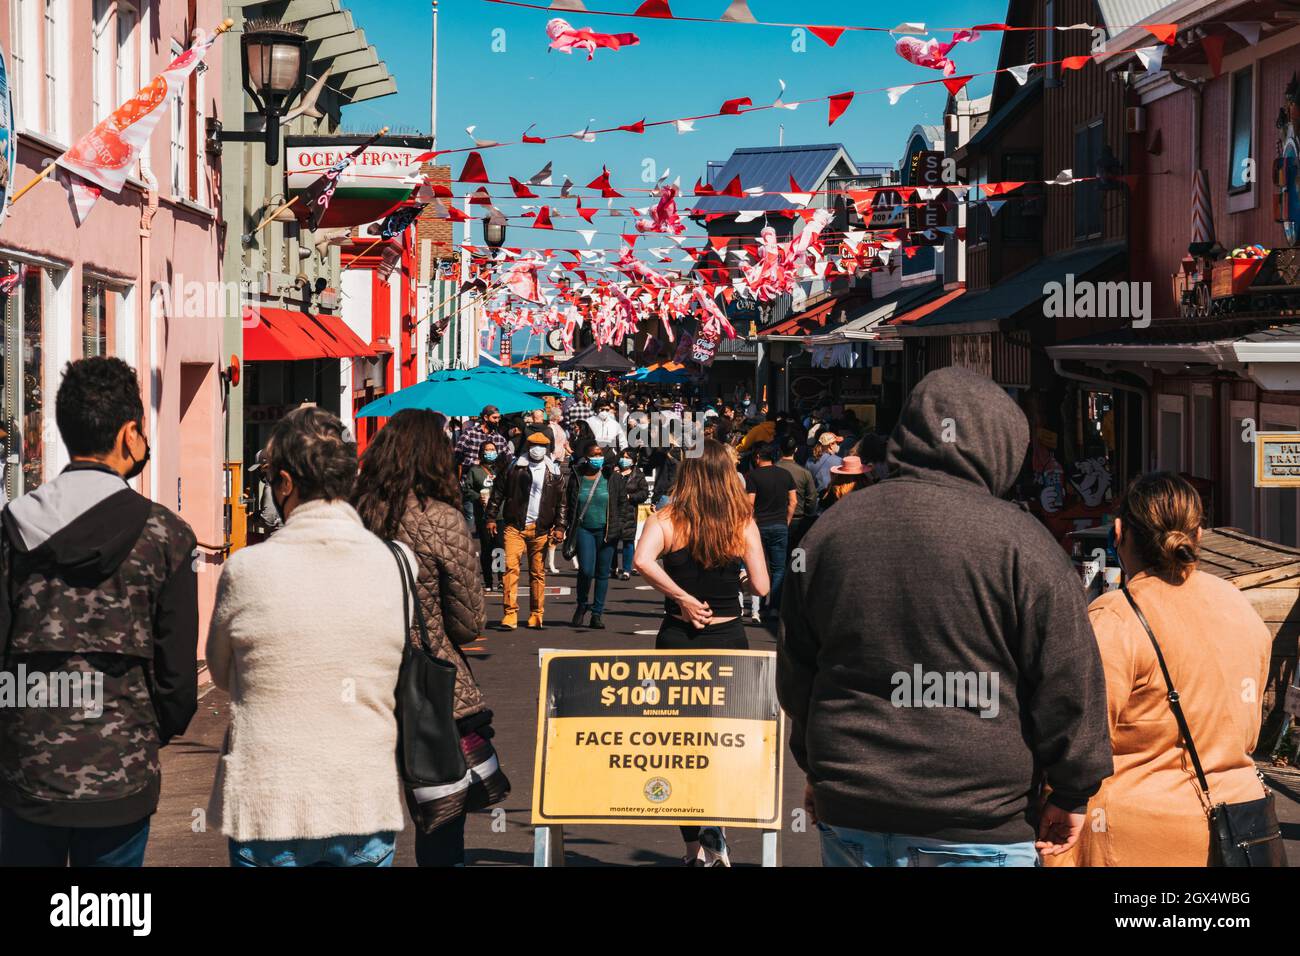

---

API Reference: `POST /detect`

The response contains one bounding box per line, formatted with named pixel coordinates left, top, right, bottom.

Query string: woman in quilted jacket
left=352, top=409, right=508, bottom=867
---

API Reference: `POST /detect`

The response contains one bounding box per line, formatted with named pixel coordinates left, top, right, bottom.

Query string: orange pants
left=502, top=523, right=549, bottom=625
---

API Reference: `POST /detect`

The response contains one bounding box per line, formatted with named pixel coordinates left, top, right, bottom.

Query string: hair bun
left=1160, top=530, right=1198, bottom=572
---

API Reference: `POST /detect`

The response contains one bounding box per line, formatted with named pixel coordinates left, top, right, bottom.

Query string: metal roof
left=692, top=144, right=856, bottom=216
left=1095, top=0, right=1174, bottom=39
left=899, top=244, right=1127, bottom=335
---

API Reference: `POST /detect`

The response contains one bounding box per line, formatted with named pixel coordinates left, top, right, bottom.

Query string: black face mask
left=124, top=436, right=151, bottom=481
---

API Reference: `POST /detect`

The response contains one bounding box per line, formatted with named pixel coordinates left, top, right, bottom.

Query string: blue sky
left=343, top=0, right=1004, bottom=237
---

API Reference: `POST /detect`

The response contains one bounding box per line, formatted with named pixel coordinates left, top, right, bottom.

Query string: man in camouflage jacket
left=0, top=357, right=197, bottom=866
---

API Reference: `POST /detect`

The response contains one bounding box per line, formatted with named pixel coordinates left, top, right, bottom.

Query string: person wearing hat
left=821, top=455, right=874, bottom=511
left=808, top=432, right=844, bottom=493
left=454, top=405, right=507, bottom=475
left=485, top=431, right=567, bottom=630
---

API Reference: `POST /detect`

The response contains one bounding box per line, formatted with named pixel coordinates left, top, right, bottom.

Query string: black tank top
left=662, top=547, right=743, bottom=617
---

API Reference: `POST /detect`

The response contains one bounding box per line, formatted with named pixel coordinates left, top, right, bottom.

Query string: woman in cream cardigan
left=1046, top=472, right=1272, bottom=867
left=207, top=407, right=409, bottom=867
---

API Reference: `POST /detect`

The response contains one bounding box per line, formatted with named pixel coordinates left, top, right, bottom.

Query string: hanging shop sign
left=0, top=46, right=14, bottom=229
left=1255, top=432, right=1300, bottom=488
left=285, top=139, right=425, bottom=229
left=531, top=649, right=783, bottom=827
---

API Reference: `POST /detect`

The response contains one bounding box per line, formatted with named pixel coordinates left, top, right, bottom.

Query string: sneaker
left=589, top=613, right=605, bottom=629
left=619, top=571, right=631, bottom=581
left=747, top=612, right=762, bottom=626
left=698, top=827, right=731, bottom=867
left=571, top=607, right=588, bottom=628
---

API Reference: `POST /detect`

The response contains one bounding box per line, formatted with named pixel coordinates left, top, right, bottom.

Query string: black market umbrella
left=557, top=343, right=636, bottom=373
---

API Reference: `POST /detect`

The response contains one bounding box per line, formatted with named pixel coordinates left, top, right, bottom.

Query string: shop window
left=1045, top=0, right=1059, bottom=88
left=83, top=280, right=117, bottom=358
left=1157, top=394, right=1184, bottom=472
left=1229, top=67, right=1253, bottom=193
left=1074, top=122, right=1105, bottom=239
left=1, top=262, right=46, bottom=498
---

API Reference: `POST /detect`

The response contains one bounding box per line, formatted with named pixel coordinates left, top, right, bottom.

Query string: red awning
left=760, top=298, right=838, bottom=337
left=243, top=308, right=376, bottom=361
left=889, top=288, right=966, bottom=326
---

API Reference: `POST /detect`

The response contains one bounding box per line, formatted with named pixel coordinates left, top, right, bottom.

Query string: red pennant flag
left=694, top=178, right=716, bottom=197
left=586, top=166, right=623, bottom=198
left=427, top=182, right=453, bottom=198
left=942, top=75, right=972, bottom=96
left=621, top=233, right=639, bottom=247
left=719, top=175, right=745, bottom=198
left=828, top=91, right=855, bottom=126
left=469, top=186, right=493, bottom=205
left=797, top=208, right=818, bottom=221
left=1061, top=55, right=1091, bottom=71
left=533, top=206, right=553, bottom=229
left=521, top=129, right=546, bottom=144
left=708, top=236, right=731, bottom=251
left=789, top=174, right=804, bottom=193
left=443, top=204, right=470, bottom=222
left=1144, top=23, right=1178, bottom=45
left=509, top=177, right=538, bottom=198
left=972, top=23, right=1009, bottom=30
left=457, top=151, right=489, bottom=183
left=634, top=0, right=673, bottom=17
left=618, top=118, right=646, bottom=134
left=576, top=205, right=598, bottom=222
left=980, top=181, right=1026, bottom=197
left=809, top=26, right=846, bottom=47
left=720, top=96, right=752, bottom=116
left=1202, top=34, right=1225, bottom=78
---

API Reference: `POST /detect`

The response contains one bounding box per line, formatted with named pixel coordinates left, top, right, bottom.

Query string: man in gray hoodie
left=778, top=367, right=1112, bottom=866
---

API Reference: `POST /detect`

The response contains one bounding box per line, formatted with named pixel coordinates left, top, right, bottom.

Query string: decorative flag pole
left=10, top=18, right=234, bottom=209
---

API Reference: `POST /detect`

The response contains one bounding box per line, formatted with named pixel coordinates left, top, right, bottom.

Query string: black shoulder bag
left=386, top=542, right=467, bottom=810
left=1121, top=583, right=1287, bottom=867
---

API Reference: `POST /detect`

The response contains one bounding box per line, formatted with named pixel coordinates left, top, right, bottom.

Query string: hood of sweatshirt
left=885, top=366, right=1029, bottom=498
left=2, top=462, right=151, bottom=577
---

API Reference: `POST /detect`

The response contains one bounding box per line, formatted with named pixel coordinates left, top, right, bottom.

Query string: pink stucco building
left=0, top=0, right=227, bottom=655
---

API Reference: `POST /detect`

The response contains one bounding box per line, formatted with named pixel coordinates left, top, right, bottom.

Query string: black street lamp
left=241, top=19, right=309, bottom=166
left=483, top=212, right=508, bottom=252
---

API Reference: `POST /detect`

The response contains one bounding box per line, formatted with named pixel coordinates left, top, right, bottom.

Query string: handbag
left=386, top=542, right=467, bottom=816
left=1121, top=583, right=1287, bottom=867
left=562, top=473, right=601, bottom=561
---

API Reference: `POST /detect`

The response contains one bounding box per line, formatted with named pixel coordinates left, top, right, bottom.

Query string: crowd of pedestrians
left=0, top=358, right=1283, bottom=870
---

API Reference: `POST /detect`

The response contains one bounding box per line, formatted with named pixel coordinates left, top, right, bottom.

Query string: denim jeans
left=614, top=538, right=635, bottom=574
left=818, top=823, right=1039, bottom=867
left=758, top=523, right=789, bottom=611
left=229, top=830, right=397, bottom=867
left=575, top=525, right=615, bottom=615
left=0, top=810, right=150, bottom=866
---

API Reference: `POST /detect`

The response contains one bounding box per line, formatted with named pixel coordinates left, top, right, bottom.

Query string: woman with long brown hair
left=634, top=438, right=769, bottom=866
left=1047, top=472, right=1275, bottom=867
left=351, top=409, right=508, bottom=868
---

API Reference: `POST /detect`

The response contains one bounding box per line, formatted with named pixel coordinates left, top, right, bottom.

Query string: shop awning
left=243, top=307, right=376, bottom=361
left=801, top=283, right=948, bottom=347
left=896, top=244, right=1126, bottom=337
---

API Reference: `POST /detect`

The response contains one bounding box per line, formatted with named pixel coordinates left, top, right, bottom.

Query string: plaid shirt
left=454, top=422, right=507, bottom=467
left=563, top=401, right=593, bottom=438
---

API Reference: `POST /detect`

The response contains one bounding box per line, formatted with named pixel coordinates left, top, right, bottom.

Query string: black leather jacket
left=486, top=457, right=568, bottom=533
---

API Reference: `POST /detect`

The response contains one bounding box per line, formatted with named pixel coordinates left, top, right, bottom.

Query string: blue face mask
left=482, top=451, right=498, bottom=463
left=619, top=458, right=632, bottom=469
left=587, top=457, right=605, bottom=470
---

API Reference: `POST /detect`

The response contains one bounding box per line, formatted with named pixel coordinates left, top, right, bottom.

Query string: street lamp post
left=241, top=19, right=309, bottom=166
left=483, top=212, right=508, bottom=252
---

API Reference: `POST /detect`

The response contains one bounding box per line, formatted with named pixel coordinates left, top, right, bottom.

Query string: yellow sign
left=531, top=650, right=783, bottom=828
left=1256, top=432, right=1300, bottom=487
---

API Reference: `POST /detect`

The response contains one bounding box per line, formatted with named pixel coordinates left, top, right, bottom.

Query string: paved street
left=144, top=559, right=1300, bottom=868
left=146, top=563, right=820, bottom=867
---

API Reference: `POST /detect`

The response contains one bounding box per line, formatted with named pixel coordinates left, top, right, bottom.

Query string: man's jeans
left=0, top=810, right=150, bottom=866
left=818, top=823, right=1039, bottom=867
left=758, top=523, right=789, bottom=611
left=229, top=830, right=396, bottom=867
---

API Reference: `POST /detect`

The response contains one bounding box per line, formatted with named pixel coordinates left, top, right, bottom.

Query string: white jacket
left=207, top=499, right=408, bottom=842
left=586, top=414, right=627, bottom=452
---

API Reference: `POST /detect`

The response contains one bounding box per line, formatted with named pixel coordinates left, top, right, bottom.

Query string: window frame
left=1074, top=119, right=1105, bottom=240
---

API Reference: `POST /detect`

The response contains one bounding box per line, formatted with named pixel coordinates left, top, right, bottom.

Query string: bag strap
left=1120, top=582, right=1213, bottom=805
left=386, top=541, right=432, bottom=655
left=573, top=471, right=601, bottom=527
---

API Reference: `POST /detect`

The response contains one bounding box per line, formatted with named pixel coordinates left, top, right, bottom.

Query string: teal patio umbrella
left=356, top=372, right=543, bottom=419
left=465, top=365, right=570, bottom=398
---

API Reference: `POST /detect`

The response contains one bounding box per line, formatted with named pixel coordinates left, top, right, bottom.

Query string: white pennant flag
left=917, top=187, right=941, bottom=201
left=466, top=125, right=500, bottom=148
left=780, top=192, right=813, bottom=206
left=887, top=85, right=914, bottom=106
left=735, top=211, right=763, bottom=223
left=577, top=229, right=597, bottom=246
left=1134, top=45, right=1166, bottom=74
left=891, top=22, right=926, bottom=34
left=1049, top=168, right=1075, bottom=185
left=1226, top=22, right=1261, bottom=46
left=987, top=200, right=1007, bottom=217
left=674, top=119, right=696, bottom=134
left=774, top=79, right=799, bottom=110
left=1008, top=64, right=1032, bottom=86
left=529, top=162, right=553, bottom=186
